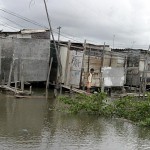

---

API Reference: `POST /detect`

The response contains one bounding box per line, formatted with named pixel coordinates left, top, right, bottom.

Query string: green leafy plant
left=58, top=93, right=150, bottom=127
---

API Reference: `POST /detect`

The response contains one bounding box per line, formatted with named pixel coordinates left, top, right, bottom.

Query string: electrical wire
left=0, top=23, right=18, bottom=31
left=0, top=15, right=25, bottom=28
left=0, top=8, right=48, bottom=29
left=0, top=8, right=149, bottom=49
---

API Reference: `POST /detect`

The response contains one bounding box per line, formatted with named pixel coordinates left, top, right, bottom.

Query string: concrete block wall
left=0, top=38, right=50, bottom=84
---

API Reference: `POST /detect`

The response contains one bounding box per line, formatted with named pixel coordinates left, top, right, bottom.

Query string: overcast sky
left=0, top=0, right=150, bottom=49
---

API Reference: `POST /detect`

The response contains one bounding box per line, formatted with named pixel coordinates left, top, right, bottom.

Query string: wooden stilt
left=46, top=57, right=53, bottom=98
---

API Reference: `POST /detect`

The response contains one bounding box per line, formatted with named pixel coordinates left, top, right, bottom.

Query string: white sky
left=0, top=0, right=150, bottom=49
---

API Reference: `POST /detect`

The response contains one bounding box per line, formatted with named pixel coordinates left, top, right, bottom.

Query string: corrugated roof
left=21, top=29, right=48, bottom=34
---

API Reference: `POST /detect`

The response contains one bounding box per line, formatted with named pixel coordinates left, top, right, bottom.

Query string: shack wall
left=0, top=38, right=50, bottom=84
left=0, top=38, right=14, bottom=84
left=82, top=55, right=102, bottom=87
left=69, top=50, right=83, bottom=88
left=125, top=53, right=150, bottom=86
left=13, top=38, right=50, bottom=82
left=60, top=46, right=68, bottom=83
left=102, top=67, right=125, bottom=87
left=81, top=50, right=126, bottom=87
left=63, top=49, right=83, bottom=88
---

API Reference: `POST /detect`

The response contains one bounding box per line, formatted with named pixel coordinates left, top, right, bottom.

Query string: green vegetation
left=58, top=92, right=150, bottom=127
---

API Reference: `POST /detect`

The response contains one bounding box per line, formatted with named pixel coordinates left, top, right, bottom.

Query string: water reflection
left=0, top=92, right=150, bottom=149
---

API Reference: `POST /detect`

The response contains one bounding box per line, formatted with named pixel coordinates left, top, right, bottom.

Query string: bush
left=58, top=92, right=107, bottom=114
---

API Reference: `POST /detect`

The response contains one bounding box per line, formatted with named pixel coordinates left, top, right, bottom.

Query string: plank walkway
left=0, top=85, right=31, bottom=95
left=112, top=93, right=147, bottom=98
left=61, top=85, right=88, bottom=94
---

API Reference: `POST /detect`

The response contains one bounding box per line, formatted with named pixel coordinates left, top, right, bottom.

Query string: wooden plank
left=62, top=85, right=87, bottom=94
left=0, top=85, right=31, bottom=95
left=7, top=59, right=15, bottom=87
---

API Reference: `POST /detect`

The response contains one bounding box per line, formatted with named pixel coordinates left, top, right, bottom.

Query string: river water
left=1, top=91, right=150, bottom=150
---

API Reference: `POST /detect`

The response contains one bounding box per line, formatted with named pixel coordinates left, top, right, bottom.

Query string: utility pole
left=56, top=26, right=61, bottom=95
left=57, top=26, right=61, bottom=53
left=43, top=0, right=62, bottom=98
left=43, top=0, right=52, bottom=98
left=43, top=0, right=62, bottom=75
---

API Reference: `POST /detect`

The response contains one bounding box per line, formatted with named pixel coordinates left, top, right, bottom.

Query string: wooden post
left=101, top=43, right=105, bottom=92
left=7, top=58, right=15, bottom=87
left=14, top=63, right=18, bottom=93
left=130, top=70, right=133, bottom=92
left=123, top=55, right=127, bottom=93
left=29, top=86, right=32, bottom=95
left=143, top=54, right=146, bottom=99
left=59, top=83, right=62, bottom=95
left=64, top=40, right=71, bottom=86
left=21, top=62, right=24, bottom=91
left=87, top=47, right=91, bottom=72
left=43, top=0, right=62, bottom=77
left=46, top=57, right=53, bottom=98
left=109, top=53, right=112, bottom=67
left=138, top=54, right=141, bottom=97
left=56, top=26, right=61, bottom=88
left=43, top=0, right=62, bottom=98
left=82, top=40, right=86, bottom=90
left=143, top=52, right=148, bottom=99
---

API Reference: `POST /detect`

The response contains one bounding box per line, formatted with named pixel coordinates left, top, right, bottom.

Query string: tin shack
left=55, top=41, right=127, bottom=90
left=0, top=29, right=50, bottom=87
left=112, top=49, right=150, bottom=90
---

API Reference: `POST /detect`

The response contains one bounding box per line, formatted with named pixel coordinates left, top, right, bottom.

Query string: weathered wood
left=0, top=85, right=31, bottom=96
left=15, top=95, right=46, bottom=99
left=61, top=85, right=87, bottom=94
left=101, top=43, right=105, bottom=92
left=7, top=58, right=15, bottom=87
left=143, top=52, right=148, bottom=99
left=82, top=40, right=86, bottom=90
left=46, top=57, right=53, bottom=98
left=21, top=62, right=24, bottom=91
left=120, top=93, right=147, bottom=98
left=64, top=41, right=71, bottom=85
left=46, top=57, right=53, bottom=89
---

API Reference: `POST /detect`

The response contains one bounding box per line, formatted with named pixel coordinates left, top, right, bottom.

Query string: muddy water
left=0, top=91, right=150, bottom=150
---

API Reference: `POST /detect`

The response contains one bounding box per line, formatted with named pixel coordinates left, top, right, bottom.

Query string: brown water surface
left=0, top=90, right=150, bottom=150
